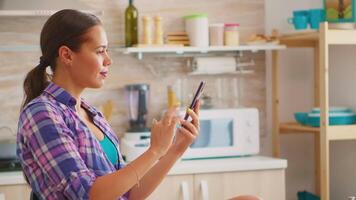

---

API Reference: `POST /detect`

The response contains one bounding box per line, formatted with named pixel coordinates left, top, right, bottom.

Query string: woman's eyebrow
left=95, top=45, right=108, bottom=49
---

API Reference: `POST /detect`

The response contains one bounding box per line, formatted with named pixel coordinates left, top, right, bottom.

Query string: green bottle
left=125, top=0, right=138, bottom=47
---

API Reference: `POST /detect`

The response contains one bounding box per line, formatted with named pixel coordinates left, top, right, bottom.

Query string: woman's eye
left=97, top=50, right=105, bottom=54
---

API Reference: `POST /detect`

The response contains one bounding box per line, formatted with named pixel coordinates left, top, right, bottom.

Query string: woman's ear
left=58, top=45, right=74, bottom=66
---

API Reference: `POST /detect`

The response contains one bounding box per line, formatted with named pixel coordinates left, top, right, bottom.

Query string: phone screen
left=184, top=81, right=206, bottom=120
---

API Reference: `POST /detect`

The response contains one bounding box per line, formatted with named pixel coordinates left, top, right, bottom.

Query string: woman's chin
left=89, top=81, right=105, bottom=89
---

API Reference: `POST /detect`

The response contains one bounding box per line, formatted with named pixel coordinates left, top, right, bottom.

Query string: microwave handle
left=180, top=181, right=190, bottom=200
left=200, top=180, right=209, bottom=200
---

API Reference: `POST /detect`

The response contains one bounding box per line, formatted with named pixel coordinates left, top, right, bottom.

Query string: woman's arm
left=89, top=148, right=160, bottom=200
left=127, top=144, right=184, bottom=200
left=89, top=108, right=180, bottom=200
left=128, top=103, right=201, bottom=200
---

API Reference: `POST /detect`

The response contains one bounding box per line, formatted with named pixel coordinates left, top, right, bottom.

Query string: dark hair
left=21, top=9, right=101, bottom=109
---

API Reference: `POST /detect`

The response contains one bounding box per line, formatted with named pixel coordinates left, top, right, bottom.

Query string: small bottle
left=125, top=0, right=138, bottom=47
left=142, top=16, right=153, bottom=45
left=153, top=15, right=164, bottom=45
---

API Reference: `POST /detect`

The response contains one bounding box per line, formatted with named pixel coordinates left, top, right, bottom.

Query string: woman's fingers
left=169, top=116, right=180, bottom=130
left=180, top=120, right=199, bottom=136
left=178, top=126, right=195, bottom=140
left=186, top=108, right=199, bottom=130
left=193, top=99, right=201, bottom=115
left=162, top=107, right=178, bottom=125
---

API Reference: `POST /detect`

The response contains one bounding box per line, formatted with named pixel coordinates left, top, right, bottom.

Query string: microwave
left=179, top=108, right=260, bottom=160
left=120, top=108, right=259, bottom=162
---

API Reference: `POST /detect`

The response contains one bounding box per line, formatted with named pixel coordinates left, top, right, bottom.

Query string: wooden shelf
left=279, top=122, right=319, bottom=134
left=327, top=29, right=356, bottom=45
left=279, top=28, right=356, bottom=47
left=272, top=23, right=356, bottom=199
left=328, top=125, right=356, bottom=141
left=116, top=45, right=286, bottom=59
left=0, top=45, right=40, bottom=52
left=279, top=31, right=318, bottom=47
left=280, top=122, right=356, bottom=141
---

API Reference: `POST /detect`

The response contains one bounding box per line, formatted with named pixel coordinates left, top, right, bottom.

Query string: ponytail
left=21, top=57, right=50, bottom=110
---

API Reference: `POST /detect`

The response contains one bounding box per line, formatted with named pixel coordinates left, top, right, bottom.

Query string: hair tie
left=39, top=56, right=49, bottom=68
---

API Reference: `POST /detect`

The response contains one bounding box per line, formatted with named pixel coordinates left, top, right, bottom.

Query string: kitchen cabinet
left=148, top=169, right=285, bottom=200
left=148, top=156, right=286, bottom=200
left=0, top=184, right=31, bottom=200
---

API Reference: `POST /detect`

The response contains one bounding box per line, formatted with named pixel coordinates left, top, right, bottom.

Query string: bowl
left=294, top=112, right=308, bottom=125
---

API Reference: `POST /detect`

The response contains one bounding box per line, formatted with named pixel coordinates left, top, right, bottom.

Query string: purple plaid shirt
left=17, top=82, right=129, bottom=200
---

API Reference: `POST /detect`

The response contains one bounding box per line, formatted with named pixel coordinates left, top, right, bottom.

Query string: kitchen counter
left=0, top=171, right=26, bottom=186
left=0, top=156, right=287, bottom=185
left=168, top=155, right=287, bottom=175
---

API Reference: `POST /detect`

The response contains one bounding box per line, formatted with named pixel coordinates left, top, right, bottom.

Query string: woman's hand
left=172, top=100, right=201, bottom=154
left=148, top=108, right=180, bottom=158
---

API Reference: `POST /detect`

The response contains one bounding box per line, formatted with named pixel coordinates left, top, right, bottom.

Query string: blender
left=125, top=84, right=150, bottom=132
left=121, top=84, right=151, bottom=162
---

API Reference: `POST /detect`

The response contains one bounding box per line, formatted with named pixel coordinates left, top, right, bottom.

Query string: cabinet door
left=147, top=174, right=194, bottom=200
left=194, top=169, right=285, bottom=200
left=0, top=184, right=31, bottom=200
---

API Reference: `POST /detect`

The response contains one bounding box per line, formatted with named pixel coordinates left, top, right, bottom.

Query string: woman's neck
left=52, top=73, right=84, bottom=113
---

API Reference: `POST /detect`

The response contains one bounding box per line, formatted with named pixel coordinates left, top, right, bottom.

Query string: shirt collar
left=43, top=82, right=98, bottom=116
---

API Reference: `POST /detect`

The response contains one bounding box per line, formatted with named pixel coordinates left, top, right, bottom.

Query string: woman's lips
left=100, top=71, right=108, bottom=77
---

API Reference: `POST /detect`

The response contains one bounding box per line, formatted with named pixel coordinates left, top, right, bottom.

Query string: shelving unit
left=0, top=45, right=40, bottom=52
left=116, top=45, right=286, bottom=59
left=272, top=22, right=356, bottom=200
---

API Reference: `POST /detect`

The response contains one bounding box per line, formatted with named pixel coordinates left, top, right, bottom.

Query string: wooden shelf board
left=279, top=32, right=318, bottom=48
left=279, top=28, right=356, bottom=46
left=328, top=125, right=356, bottom=140
left=327, top=29, right=356, bottom=45
left=279, top=122, right=319, bottom=134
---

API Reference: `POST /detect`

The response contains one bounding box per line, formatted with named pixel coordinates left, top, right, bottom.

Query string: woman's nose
left=104, top=53, right=112, bottom=66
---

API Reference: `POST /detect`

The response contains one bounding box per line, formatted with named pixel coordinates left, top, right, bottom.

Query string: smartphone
left=184, top=81, right=206, bottom=120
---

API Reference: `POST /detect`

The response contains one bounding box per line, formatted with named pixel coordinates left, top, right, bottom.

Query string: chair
left=30, top=191, right=40, bottom=200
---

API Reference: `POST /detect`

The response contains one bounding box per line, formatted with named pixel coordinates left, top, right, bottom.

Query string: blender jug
left=125, top=84, right=150, bottom=132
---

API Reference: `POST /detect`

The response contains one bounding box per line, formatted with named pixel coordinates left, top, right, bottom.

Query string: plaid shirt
left=17, top=82, right=128, bottom=200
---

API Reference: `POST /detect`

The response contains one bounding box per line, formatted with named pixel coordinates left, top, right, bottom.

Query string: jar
left=209, top=23, right=224, bottom=46
left=224, top=23, right=240, bottom=46
left=184, top=13, right=209, bottom=47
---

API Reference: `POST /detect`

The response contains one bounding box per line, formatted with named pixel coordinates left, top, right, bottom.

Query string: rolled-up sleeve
left=22, top=102, right=96, bottom=199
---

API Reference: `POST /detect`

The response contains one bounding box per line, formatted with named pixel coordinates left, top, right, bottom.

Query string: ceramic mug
left=293, top=10, right=310, bottom=19
left=309, top=9, right=326, bottom=29
left=288, top=16, right=308, bottom=30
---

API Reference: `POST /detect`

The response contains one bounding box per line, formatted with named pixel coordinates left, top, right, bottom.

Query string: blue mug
left=309, top=9, right=326, bottom=29
left=288, top=16, right=308, bottom=30
left=293, top=10, right=310, bottom=18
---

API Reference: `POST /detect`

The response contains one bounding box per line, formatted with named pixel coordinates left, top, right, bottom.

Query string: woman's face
left=69, top=25, right=112, bottom=89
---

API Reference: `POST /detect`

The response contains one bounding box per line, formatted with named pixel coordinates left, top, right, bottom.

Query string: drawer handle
left=180, top=181, right=190, bottom=200
left=200, top=180, right=209, bottom=200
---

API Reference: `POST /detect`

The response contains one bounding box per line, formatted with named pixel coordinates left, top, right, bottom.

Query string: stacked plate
left=294, top=107, right=356, bottom=127
left=166, top=32, right=190, bottom=46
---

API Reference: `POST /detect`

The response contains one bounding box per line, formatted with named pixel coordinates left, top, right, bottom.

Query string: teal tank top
left=99, top=134, right=119, bottom=165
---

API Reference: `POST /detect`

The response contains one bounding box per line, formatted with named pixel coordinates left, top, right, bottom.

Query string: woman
left=17, top=9, right=200, bottom=200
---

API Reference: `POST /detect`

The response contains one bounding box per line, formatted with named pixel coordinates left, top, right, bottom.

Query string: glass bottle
left=125, top=0, right=138, bottom=47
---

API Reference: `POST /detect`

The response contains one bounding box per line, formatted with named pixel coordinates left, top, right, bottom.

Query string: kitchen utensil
left=125, top=84, right=150, bottom=132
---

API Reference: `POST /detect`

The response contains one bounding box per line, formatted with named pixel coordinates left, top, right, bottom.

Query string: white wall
left=265, top=0, right=356, bottom=199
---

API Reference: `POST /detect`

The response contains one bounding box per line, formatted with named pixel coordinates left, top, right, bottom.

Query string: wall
left=265, top=0, right=356, bottom=199
left=0, top=1, right=271, bottom=156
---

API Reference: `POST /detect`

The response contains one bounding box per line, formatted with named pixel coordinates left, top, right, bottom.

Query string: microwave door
left=190, top=118, right=234, bottom=148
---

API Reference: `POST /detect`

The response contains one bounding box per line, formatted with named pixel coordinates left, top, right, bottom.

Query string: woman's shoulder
left=19, top=96, right=63, bottom=128
left=22, top=95, right=59, bottom=115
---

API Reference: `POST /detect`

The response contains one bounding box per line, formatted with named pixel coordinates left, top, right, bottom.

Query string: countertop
left=167, top=156, right=287, bottom=175
left=0, top=156, right=287, bottom=186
